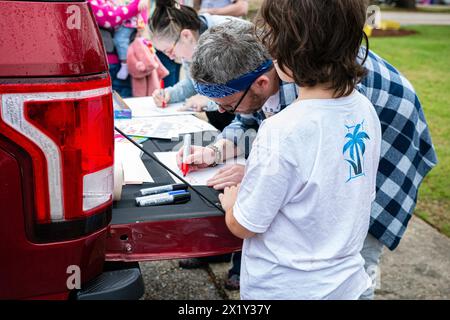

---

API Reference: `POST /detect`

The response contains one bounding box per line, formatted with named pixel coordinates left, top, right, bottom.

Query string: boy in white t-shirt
left=218, top=0, right=381, bottom=300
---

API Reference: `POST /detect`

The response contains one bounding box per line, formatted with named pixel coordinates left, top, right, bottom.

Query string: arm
left=166, top=78, right=198, bottom=103
left=202, top=0, right=248, bottom=17
left=219, top=186, right=255, bottom=239
left=166, top=62, right=198, bottom=103
left=219, top=186, right=256, bottom=239
left=217, top=113, right=260, bottom=158
left=226, top=207, right=255, bottom=239
left=88, top=0, right=140, bottom=28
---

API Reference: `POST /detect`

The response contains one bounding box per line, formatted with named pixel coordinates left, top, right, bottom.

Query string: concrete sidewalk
left=374, top=216, right=450, bottom=299
left=140, top=215, right=450, bottom=300
left=381, top=11, right=450, bottom=25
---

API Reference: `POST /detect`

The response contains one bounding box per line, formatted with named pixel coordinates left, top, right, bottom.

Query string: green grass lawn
left=369, top=26, right=450, bottom=237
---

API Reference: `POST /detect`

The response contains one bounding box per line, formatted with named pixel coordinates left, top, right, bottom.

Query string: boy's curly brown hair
left=256, top=0, right=369, bottom=98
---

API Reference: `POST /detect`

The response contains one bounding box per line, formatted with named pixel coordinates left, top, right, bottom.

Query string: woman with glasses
left=150, top=0, right=241, bottom=130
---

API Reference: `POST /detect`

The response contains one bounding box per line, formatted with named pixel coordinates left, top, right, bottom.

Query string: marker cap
left=172, top=193, right=191, bottom=204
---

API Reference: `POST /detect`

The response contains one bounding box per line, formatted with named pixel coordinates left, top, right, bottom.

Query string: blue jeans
left=359, top=234, right=384, bottom=300
left=156, top=50, right=181, bottom=87
left=228, top=252, right=241, bottom=277
left=109, top=63, right=132, bottom=98
left=113, top=26, right=134, bottom=61
left=194, top=252, right=241, bottom=277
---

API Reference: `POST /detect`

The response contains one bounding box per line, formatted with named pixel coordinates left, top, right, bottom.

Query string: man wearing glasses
left=175, top=22, right=298, bottom=189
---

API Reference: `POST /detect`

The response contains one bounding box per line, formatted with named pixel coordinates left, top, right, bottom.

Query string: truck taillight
left=0, top=77, right=113, bottom=240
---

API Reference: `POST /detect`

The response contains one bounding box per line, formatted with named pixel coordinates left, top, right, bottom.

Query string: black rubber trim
left=33, top=207, right=112, bottom=243
left=76, top=262, right=144, bottom=300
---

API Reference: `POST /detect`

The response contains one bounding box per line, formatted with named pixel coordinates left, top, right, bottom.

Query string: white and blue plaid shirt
left=219, top=48, right=437, bottom=250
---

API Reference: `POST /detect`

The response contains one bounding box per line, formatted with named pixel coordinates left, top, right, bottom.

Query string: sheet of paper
left=115, top=115, right=218, bottom=140
left=114, top=133, right=149, bottom=144
left=115, top=141, right=154, bottom=184
left=123, top=96, right=196, bottom=117
left=154, top=151, right=246, bottom=186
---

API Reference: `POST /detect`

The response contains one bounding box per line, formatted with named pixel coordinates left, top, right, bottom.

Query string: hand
left=181, top=95, right=210, bottom=112
left=138, top=0, right=148, bottom=11
left=136, top=61, right=146, bottom=72
left=219, top=185, right=240, bottom=212
left=176, top=145, right=216, bottom=172
left=207, top=164, right=245, bottom=190
left=152, top=89, right=170, bottom=107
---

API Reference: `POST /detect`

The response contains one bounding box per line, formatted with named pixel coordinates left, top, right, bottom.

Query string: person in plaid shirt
left=179, top=20, right=437, bottom=298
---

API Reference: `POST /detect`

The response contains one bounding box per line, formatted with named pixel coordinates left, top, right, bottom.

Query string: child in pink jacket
left=127, top=38, right=169, bottom=97
left=89, top=0, right=149, bottom=80
left=89, top=0, right=168, bottom=97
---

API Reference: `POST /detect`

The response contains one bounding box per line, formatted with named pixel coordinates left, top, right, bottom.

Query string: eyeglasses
left=216, top=84, right=253, bottom=114
left=164, top=33, right=181, bottom=57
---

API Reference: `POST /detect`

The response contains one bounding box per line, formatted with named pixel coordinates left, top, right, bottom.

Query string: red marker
left=160, top=79, right=167, bottom=108
left=181, top=134, right=191, bottom=177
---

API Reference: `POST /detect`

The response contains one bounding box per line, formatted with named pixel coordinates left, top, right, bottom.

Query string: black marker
left=136, top=190, right=187, bottom=205
left=139, top=183, right=188, bottom=196
left=137, top=192, right=191, bottom=207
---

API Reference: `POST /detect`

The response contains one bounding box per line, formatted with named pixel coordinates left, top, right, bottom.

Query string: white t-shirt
left=233, top=90, right=381, bottom=300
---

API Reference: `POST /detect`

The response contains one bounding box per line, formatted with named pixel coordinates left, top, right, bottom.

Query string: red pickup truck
left=0, top=0, right=241, bottom=300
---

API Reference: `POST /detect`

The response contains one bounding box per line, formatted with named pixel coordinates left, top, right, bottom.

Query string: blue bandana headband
left=194, top=60, right=274, bottom=98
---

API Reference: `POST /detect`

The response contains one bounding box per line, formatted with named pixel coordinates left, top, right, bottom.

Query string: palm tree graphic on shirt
left=343, top=121, right=370, bottom=182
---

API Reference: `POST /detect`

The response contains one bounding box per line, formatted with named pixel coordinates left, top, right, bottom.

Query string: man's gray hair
left=191, top=20, right=272, bottom=84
